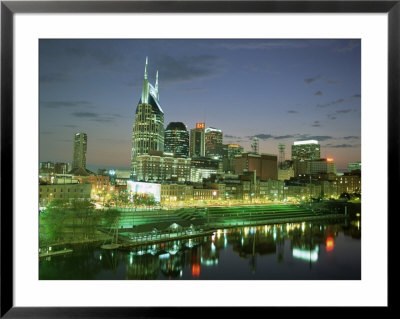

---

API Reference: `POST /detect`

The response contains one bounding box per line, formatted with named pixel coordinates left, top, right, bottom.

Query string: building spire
left=144, top=56, right=148, bottom=80
left=141, top=57, right=149, bottom=103
left=155, top=70, right=159, bottom=99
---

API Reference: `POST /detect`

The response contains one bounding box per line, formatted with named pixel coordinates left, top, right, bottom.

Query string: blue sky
left=39, top=39, right=361, bottom=170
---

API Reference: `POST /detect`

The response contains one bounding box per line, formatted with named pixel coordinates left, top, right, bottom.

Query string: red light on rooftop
left=327, top=158, right=334, bottom=162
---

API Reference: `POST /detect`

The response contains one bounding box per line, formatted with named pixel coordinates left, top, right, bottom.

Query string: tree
left=118, top=190, right=130, bottom=207
left=40, top=202, right=68, bottom=243
left=101, top=209, right=121, bottom=229
left=339, top=192, right=351, bottom=200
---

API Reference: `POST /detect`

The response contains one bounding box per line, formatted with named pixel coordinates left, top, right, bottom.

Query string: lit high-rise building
left=205, top=127, right=223, bottom=159
left=190, top=123, right=205, bottom=158
left=72, top=132, right=87, bottom=170
left=131, top=58, right=164, bottom=179
left=291, top=140, right=320, bottom=161
left=164, top=122, right=189, bottom=158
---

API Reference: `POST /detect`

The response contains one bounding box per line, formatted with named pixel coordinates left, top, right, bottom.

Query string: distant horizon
left=40, top=39, right=361, bottom=170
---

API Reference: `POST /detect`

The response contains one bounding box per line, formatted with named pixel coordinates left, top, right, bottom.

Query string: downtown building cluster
left=39, top=58, right=361, bottom=206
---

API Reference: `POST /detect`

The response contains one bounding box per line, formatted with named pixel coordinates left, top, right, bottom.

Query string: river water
left=39, top=218, right=361, bottom=280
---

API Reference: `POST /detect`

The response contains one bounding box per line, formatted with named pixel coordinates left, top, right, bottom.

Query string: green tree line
left=39, top=199, right=121, bottom=246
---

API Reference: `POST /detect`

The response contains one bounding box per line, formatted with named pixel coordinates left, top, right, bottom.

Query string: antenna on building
left=251, top=137, right=259, bottom=154
left=278, top=143, right=286, bottom=169
left=144, top=57, right=148, bottom=79
left=155, top=70, right=159, bottom=99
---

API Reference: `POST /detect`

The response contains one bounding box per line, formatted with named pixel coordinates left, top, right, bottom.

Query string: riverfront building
left=193, top=187, right=219, bottom=201
left=291, top=140, right=320, bottom=161
left=131, top=58, right=164, bottom=180
left=39, top=183, right=92, bottom=206
left=86, top=175, right=111, bottom=197
left=164, top=122, right=190, bottom=158
left=205, top=127, right=223, bottom=160
left=190, top=123, right=205, bottom=158
left=161, top=184, right=194, bottom=203
left=336, top=173, right=361, bottom=195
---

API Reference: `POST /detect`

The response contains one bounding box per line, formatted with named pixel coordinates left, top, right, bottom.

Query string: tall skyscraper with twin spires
left=130, top=58, right=164, bottom=180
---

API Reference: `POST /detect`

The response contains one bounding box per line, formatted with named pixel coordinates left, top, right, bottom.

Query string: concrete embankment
left=109, top=204, right=350, bottom=248
left=39, top=249, right=73, bottom=258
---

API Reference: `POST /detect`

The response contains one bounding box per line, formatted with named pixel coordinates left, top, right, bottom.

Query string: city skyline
left=39, top=39, right=361, bottom=170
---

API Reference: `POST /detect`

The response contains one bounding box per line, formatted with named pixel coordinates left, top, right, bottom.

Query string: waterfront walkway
left=111, top=212, right=348, bottom=249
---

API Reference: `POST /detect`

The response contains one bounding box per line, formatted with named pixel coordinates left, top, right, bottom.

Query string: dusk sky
left=39, top=39, right=361, bottom=171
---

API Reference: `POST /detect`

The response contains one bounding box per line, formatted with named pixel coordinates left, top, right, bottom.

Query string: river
left=39, top=218, right=361, bottom=280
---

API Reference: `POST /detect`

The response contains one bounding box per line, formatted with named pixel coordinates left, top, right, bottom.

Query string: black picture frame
left=1, top=0, right=395, bottom=317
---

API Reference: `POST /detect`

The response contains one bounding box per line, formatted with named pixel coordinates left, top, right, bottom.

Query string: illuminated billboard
left=127, top=181, right=161, bottom=202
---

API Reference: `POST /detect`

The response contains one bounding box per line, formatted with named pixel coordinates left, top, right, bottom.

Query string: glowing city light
left=293, top=140, right=318, bottom=145
left=326, top=237, right=335, bottom=252
left=192, top=264, right=201, bottom=277
left=292, top=248, right=319, bottom=262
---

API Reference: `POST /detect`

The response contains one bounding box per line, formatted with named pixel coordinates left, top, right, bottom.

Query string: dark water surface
left=39, top=219, right=361, bottom=280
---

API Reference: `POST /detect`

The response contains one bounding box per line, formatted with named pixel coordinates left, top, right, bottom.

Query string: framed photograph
left=1, top=0, right=395, bottom=316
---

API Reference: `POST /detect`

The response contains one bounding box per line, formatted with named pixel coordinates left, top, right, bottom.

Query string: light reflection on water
left=39, top=219, right=361, bottom=280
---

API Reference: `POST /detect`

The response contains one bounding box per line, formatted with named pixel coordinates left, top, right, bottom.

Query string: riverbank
left=39, top=202, right=359, bottom=251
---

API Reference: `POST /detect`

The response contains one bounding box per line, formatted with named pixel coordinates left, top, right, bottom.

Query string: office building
left=131, top=58, right=164, bottom=179
left=234, top=152, right=278, bottom=180
left=291, top=140, right=320, bottom=161
left=164, top=122, right=190, bottom=158
left=190, top=123, right=205, bottom=158
left=205, top=127, right=223, bottom=159
left=221, top=143, right=243, bottom=173
left=190, top=157, right=219, bottom=182
left=306, top=158, right=337, bottom=175
left=69, top=133, right=92, bottom=176
left=135, top=151, right=191, bottom=182
left=72, top=132, right=87, bottom=170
